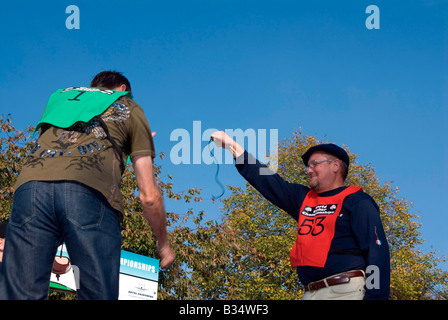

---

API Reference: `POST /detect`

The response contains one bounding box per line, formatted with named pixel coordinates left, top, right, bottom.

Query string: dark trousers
left=0, top=181, right=122, bottom=300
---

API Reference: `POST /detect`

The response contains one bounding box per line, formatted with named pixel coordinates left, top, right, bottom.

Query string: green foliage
left=1, top=116, right=447, bottom=300
left=0, top=115, right=34, bottom=222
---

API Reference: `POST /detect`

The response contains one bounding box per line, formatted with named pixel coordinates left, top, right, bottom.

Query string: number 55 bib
left=290, top=186, right=362, bottom=267
left=34, top=87, right=130, bottom=133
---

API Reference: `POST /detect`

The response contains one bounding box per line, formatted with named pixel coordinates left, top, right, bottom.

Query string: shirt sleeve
left=127, top=104, right=155, bottom=159
left=349, top=194, right=391, bottom=300
left=235, top=150, right=308, bottom=220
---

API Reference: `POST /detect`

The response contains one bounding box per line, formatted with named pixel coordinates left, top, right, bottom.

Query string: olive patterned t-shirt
left=15, top=94, right=155, bottom=217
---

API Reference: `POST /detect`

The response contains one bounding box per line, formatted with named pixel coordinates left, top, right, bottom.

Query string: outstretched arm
left=211, top=131, right=307, bottom=220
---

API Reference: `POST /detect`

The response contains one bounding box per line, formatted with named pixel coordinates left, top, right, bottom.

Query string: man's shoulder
left=109, top=96, right=147, bottom=122
left=344, top=187, right=379, bottom=211
left=290, top=183, right=311, bottom=204
left=116, top=95, right=140, bottom=109
left=349, top=187, right=374, bottom=199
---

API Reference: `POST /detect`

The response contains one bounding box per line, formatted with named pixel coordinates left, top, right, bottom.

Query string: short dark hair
left=90, top=71, right=132, bottom=96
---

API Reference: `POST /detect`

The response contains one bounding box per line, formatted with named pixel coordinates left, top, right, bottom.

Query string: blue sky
left=0, top=1, right=447, bottom=270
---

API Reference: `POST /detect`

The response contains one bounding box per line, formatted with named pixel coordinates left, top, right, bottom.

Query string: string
left=208, top=138, right=225, bottom=202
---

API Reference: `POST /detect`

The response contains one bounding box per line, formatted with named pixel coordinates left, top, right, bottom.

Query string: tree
left=1, top=116, right=447, bottom=300
left=119, top=153, right=206, bottom=300
left=0, top=115, right=34, bottom=222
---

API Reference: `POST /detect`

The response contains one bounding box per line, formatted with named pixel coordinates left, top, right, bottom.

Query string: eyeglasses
left=306, top=159, right=334, bottom=171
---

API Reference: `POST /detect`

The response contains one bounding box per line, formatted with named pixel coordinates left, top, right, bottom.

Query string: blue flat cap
left=301, top=143, right=350, bottom=167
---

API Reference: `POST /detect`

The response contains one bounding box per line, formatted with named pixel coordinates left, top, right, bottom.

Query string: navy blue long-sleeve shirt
left=235, top=151, right=390, bottom=300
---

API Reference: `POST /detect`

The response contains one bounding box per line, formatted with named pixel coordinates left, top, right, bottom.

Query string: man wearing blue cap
left=211, top=131, right=390, bottom=300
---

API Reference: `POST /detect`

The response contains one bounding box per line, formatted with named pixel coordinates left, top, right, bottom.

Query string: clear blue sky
left=1, top=1, right=447, bottom=270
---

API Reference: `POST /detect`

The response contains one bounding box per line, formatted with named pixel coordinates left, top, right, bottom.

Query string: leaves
left=0, top=115, right=35, bottom=222
left=1, top=117, right=447, bottom=300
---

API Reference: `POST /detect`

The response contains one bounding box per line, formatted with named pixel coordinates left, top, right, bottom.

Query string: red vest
left=290, top=186, right=362, bottom=268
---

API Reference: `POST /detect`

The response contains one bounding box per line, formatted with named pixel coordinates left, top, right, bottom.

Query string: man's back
left=15, top=93, right=155, bottom=217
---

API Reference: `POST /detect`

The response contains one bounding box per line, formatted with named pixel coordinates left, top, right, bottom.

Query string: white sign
left=49, top=244, right=159, bottom=300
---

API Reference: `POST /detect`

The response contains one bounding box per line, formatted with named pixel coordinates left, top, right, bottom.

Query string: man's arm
left=350, top=195, right=390, bottom=299
left=132, top=154, right=175, bottom=268
left=211, top=131, right=307, bottom=219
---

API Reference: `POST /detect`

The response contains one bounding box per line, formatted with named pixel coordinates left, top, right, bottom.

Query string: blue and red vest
left=290, top=186, right=363, bottom=268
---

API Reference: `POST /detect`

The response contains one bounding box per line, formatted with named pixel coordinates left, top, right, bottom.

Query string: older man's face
left=306, top=151, right=337, bottom=192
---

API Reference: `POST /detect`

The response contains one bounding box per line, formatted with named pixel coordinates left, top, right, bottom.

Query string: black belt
left=304, top=270, right=365, bottom=292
